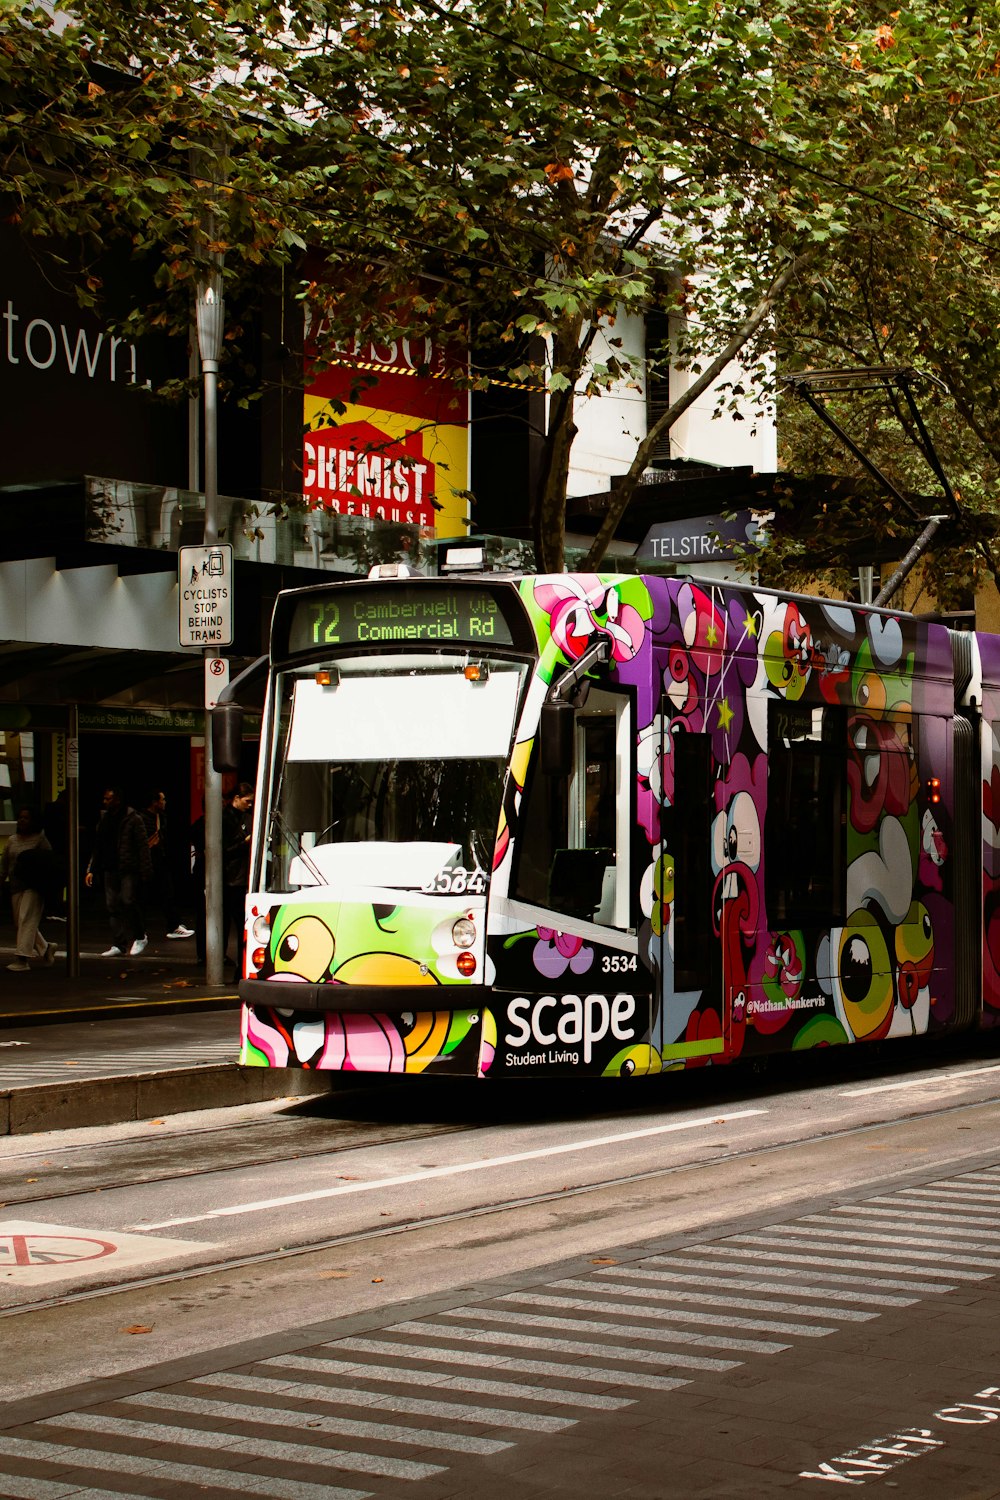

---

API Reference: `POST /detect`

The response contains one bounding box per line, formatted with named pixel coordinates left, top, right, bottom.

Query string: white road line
left=131, top=1108, right=766, bottom=1229
left=191, top=1371, right=576, bottom=1432
left=40, top=1411, right=442, bottom=1482
left=612, top=1264, right=898, bottom=1311
left=825, top=1204, right=1000, bottom=1231
left=537, top=1282, right=837, bottom=1337
left=119, top=1390, right=511, bottom=1457
left=0, top=1435, right=369, bottom=1500
left=728, top=1230, right=1000, bottom=1269
left=840, top=1063, right=1000, bottom=1096
left=388, top=1318, right=739, bottom=1372
left=442, top=1301, right=786, bottom=1355
left=0, top=1480, right=140, bottom=1500
left=258, top=1355, right=635, bottom=1410
left=501, top=1290, right=812, bottom=1343
left=599, top=1272, right=881, bottom=1320
left=678, top=1248, right=963, bottom=1292
left=773, top=1219, right=1000, bottom=1257
left=892, top=1187, right=1000, bottom=1206
left=336, top=1336, right=691, bottom=1392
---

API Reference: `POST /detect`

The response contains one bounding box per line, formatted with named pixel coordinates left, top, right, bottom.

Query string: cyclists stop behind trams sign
left=179, top=543, right=234, bottom=647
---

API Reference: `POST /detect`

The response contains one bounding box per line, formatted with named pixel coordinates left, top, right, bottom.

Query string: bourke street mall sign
left=178, top=543, right=234, bottom=647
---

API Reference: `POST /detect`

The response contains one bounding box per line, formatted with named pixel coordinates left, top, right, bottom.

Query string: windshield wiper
left=269, top=807, right=326, bottom=887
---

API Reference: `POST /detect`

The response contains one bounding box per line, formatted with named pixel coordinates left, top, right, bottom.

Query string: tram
left=213, top=561, right=998, bottom=1078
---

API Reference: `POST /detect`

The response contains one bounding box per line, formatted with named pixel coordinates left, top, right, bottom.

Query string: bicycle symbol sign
left=0, top=1232, right=117, bottom=1267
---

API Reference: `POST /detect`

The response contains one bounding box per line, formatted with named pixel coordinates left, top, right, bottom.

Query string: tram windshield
left=262, top=653, right=528, bottom=893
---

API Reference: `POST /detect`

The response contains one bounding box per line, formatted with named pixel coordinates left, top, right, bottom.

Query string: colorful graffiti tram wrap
left=229, top=570, right=992, bottom=1079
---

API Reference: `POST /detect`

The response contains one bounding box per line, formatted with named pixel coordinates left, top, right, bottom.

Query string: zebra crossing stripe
left=765, top=1221, right=1000, bottom=1257
left=604, top=1264, right=892, bottom=1312
left=0, top=1435, right=370, bottom=1500
left=821, top=1204, right=1000, bottom=1232
left=724, top=1230, right=1000, bottom=1270
left=537, top=1280, right=839, bottom=1337
left=0, top=1480, right=129, bottom=1500
left=387, top=1318, right=739, bottom=1372
left=335, top=1336, right=691, bottom=1392
left=38, top=1410, right=443, bottom=1482
left=456, top=1300, right=789, bottom=1355
left=256, top=1354, right=636, bottom=1409
left=683, top=1247, right=970, bottom=1290
left=117, top=1389, right=511, bottom=1456
left=191, top=1370, right=576, bottom=1431
left=890, top=1187, right=1000, bottom=1207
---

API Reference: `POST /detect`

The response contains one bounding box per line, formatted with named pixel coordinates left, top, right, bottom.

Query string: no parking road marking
left=0, top=1221, right=219, bottom=1293
left=1, top=1231, right=116, bottom=1267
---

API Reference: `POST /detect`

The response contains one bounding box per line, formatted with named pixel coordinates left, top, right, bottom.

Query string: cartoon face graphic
left=892, top=901, right=934, bottom=1036
left=269, top=911, right=336, bottom=982
left=831, top=908, right=897, bottom=1041
left=764, top=603, right=812, bottom=701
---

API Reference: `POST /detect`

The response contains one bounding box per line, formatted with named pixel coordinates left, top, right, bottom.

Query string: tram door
left=664, top=724, right=727, bottom=1063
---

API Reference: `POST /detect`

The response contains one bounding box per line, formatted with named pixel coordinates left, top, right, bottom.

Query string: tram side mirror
left=540, top=699, right=575, bottom=778
left=212, top=701, right=243, bottom=773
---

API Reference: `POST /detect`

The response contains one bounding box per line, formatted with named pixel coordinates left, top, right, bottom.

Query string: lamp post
left=197, top=270, right=225, bottom=986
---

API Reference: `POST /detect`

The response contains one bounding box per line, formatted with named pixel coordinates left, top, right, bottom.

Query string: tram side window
left=766, top=703, right=845, bottom=926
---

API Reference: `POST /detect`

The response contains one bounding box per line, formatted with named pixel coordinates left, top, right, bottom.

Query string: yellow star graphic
left=743, top=612, right=757, bottom=637
left=706, top=621, right=719, bottom=647
left=717, top=698, right=734, bottom=732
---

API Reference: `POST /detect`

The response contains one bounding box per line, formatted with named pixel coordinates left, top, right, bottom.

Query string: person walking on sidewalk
left=222, top=782, right=254, bottom=983
left=84, top=786, right=153, bottom=957
left=141, top=789, right=194, bottom=941
left=1, top=807, right=58, bottom=972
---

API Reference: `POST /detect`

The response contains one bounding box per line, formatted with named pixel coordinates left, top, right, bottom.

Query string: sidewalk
left=0, top=928, right=327, bottom=1136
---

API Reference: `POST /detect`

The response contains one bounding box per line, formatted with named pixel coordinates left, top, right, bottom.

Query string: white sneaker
left=129, top=936, right=148, bottom=956
left=102, top=945, right=123, bottom=957
left=43, top=941, right=57, bottom=966
left=7, top=959, right=30, bottom=972
left=167, top=925, right=195, bottom=939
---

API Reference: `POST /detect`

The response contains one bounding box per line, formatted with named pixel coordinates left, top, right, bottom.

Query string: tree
left=754, top=5, right=1000, bottom=605
left=4, top=0, right=999, bottom=572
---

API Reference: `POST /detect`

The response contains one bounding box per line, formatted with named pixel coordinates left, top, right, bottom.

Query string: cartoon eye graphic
left=856, top=672, right=886, bottom=715
left=273, top=915, right=335, bottom=981
left=837, top=911, right=894, bottom=1039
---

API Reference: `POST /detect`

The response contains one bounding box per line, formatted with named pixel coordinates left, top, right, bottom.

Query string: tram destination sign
left=286, top=583, right=516, bottom=654
left=178, top=543, right=234, bottom=648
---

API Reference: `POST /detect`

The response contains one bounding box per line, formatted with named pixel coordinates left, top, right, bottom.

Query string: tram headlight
left=252, top=915, right=272, bottom=944
left=452, top=917, right=476, bottom=949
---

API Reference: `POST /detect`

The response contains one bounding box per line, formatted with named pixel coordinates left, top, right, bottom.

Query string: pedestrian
left=141, top=789, right=194, bottom=940
left=190, top=799, right=207, bottom=964
left=223, top=781, right=254, bottom=983
left=1, top=807, right=58, bottom=972
left=84, top=786, right=153, bottom=957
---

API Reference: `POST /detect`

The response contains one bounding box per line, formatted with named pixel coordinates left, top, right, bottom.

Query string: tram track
left=5, top=1086, right=1000, bottom=1320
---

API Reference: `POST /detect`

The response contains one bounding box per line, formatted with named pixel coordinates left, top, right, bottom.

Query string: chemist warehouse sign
left=178, top=544, right=233, bottom=647
left=303, top=314, right=470, bottom=538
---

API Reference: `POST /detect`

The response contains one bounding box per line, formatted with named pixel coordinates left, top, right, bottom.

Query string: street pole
left=197, top=271, right=225, bottom=986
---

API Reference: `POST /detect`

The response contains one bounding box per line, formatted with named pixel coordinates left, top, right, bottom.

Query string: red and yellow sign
left=304, top=334, right=469, bottom=537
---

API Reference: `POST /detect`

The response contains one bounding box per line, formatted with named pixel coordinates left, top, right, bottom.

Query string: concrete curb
left=0, top=995, right=239, bottom=1029
left=0, top=1065, right=330, bottom=1136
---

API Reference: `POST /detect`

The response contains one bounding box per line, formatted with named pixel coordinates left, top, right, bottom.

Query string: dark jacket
left=222, top=803, right=252, bottom=888
left=90, top=805, right=154, bottom=883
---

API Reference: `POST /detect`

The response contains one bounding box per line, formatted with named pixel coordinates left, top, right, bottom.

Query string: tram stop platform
left=0, top=930, right=327, bottom=1136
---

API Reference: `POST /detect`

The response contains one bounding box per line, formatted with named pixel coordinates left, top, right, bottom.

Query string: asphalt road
left=4, top=1039, right=1000, bottom=1497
